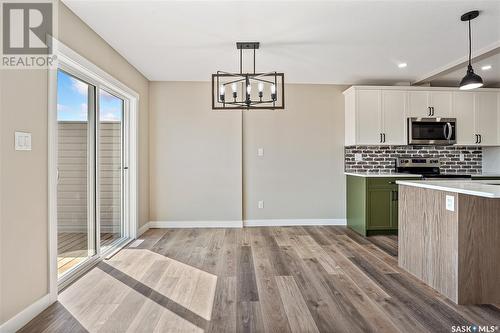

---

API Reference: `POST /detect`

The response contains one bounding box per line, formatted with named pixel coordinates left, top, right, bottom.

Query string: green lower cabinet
left=347, top=175, right=415, bottom=236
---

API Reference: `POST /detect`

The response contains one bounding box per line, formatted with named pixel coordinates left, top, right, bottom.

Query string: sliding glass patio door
left=56, top=68, right=129, bottom=281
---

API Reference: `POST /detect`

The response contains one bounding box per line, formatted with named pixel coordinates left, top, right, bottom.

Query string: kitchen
left=345, top=84, right=500, bottom=305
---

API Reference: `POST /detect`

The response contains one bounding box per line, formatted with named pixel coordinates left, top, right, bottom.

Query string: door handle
left=445, top=122, right=452, bottom=140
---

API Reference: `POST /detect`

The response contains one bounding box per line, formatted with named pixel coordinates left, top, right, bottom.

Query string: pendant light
left=459, top=10, right=483, bottom=90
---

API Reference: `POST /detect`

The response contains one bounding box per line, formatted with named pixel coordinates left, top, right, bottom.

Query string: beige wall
left=243, top=84, right=346, bottom=220
left=0, top=2, right=149, bottom=324
left=149, top=82, right=346, bottom=222
left=149, top=82, right=243, bottom=221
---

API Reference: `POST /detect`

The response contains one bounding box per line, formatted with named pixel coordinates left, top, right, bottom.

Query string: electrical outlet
left=355, top=153, right=362, bottom=162
left=258, top=200, right=264, bottom=209
left=459, top=153, right=465, bottom=162
left=446, top=195, right=455, bottom=212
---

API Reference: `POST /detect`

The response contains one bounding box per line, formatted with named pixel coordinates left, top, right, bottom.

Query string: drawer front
left=367, top=177, right=419, bottom=188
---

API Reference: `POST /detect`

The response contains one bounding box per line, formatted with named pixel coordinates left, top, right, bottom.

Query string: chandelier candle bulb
left=219, top=85, right=225, bottom=101
left=258, top=82, right=264, bottom=98
left=271, top=84, right=277, bottom=101
left=247, top=84, right=252, bottom=95
left=232, top=83, right=237, bottom=99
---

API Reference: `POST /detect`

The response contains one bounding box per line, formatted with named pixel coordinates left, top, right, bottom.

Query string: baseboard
left=244, top=219, right=347, bottom=227
left=137, top=223, right=150, bottom=237
left=148, top=220, right=244, bottom=228
left=0, top=294, right=52, bottom=333
left=138, top=219, right=346, bottom=233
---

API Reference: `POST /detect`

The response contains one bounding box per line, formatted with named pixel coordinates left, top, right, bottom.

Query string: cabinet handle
left=478, top=134, right=482, bottom=144
left=431, top=107, right=435, bottom=116
left=383, top=133, right=386, bottom=143
left=428, top=107, right=432, bottom=116
left=380, top=133, right=383, bottom=143
left=475, top=134, right=479, bottom=144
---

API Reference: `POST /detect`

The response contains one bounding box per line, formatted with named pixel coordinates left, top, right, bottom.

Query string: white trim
left=139, top=219, right=346, bottom=231
left=148, top=220, right=244, bottom=228
left=244, top=219, right=347, bottom=227
left=0, top=294, right=51, bottom=333
left=48, top=38, right=139, bottom=303
left=137, top=223, right=150, bottom=237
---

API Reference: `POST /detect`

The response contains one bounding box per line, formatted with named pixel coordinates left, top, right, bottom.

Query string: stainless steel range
left=395, top=157, right=471, bottom=179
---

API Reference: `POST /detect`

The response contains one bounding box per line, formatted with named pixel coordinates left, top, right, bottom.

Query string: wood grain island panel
left=398, top=185, right=500, bottom=304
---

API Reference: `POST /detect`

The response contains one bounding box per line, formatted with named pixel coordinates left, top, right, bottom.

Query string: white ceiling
left=62, top=0, right=500, bottom=85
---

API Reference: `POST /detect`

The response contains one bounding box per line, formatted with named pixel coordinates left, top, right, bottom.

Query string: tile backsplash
left=345, top=145, right=482, bottom=174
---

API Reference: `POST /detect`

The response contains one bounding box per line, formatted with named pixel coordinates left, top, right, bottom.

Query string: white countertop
left=345, top=172, right=500, bottom=178
left=396, top=180, right=500, bottom=198
left=345, top=172, right=422, bottom=178
left=470, top=173, right=500, bottom=178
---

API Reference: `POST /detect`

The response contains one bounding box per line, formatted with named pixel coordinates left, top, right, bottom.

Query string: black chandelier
left=212, top=42, right=285, bottom=110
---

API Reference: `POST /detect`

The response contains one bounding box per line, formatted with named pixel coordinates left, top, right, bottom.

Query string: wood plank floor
left=58, top=232, right=121, bottom=276
left=24, top=227, right=500, bottom=333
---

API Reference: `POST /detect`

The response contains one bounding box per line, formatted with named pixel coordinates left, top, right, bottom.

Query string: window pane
left=56, top=69, right=95, bottom=278
left=99, top=89, right=124, bottom=251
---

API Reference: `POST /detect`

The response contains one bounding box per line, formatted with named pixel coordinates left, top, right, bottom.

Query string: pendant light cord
left=468, top=19, right=472, bottom=66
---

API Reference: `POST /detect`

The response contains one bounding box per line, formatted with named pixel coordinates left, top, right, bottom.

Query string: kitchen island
left=396, top=179, right=500, bottom=305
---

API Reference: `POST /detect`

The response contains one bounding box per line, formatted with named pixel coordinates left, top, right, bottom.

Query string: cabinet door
left=356, top=90, right=382, bottom=144
left=408, top=91, right=430, bottom=117
left=453, top=92, right=476, bottom=145
left=475, top=92, right=499, bottom=145
left=367, top=188, right=392, bottom=229
left=429, top=91, right=452, bottom=117
left=382, top=90, right=407, bottom=145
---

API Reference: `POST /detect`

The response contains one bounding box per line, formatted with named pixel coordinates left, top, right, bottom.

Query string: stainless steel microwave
left=408, top=118, right=456, bottom=145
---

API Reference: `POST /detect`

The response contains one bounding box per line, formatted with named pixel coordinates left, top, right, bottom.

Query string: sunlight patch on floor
left=58, top=249, right=216, bottom=332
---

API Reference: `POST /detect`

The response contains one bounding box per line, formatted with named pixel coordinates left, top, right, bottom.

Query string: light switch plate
left=15, top=131, right=32, bottom=151
left=258, top=200, right=264, bottom=209
left=355, top=153, right=362, bottom=162
left=446, top=195, right=455, bottom=212
left=257, top=148, right=264, bottom=157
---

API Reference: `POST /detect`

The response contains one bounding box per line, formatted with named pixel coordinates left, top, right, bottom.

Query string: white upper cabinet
left=475, top=92, right=499, bottom=145
left=453, top=92, right=475, bottom=145
left=381, top=90, right=407, bottom=145
left=408, top=91, right=452, bottom=117
left=408, top=91, right=430, bottom=117
left=355, top=89, right=382, bottom=145
left=345, top=86, right=500, bottom=146
left=345, top=88, right=406, bottom=146
left=429, top=91, right=452, bottom=117
left=452, top=91, right=499, bottom=145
